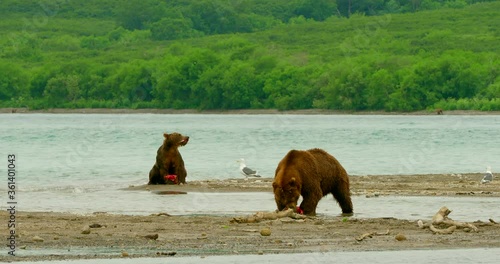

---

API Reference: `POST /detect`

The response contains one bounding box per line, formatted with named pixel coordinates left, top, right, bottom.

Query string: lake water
left=2, top=113, right=500, bottom=262
left=17, top=248, right=500, bottom=264
left=0, top=114, right=499, bottom=219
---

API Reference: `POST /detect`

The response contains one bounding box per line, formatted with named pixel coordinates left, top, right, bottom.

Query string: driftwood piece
left=429, top=224, right=456, bottom=234
left=419, top=206, right=478, bottom=234
left=417, top=219, right=427, bottom=229
left=431, top=206, right=451, bottom=224
left=150, top=212, right=171, bottom=217
left=441, top=220, right=478, bottom=232
left=356, top=232, right=374, bottom=241
left=355, top=229, right=390, bottom=241
left=230, top=209, right=307, bottom=224
left=471, top=219, right=500, bottom=227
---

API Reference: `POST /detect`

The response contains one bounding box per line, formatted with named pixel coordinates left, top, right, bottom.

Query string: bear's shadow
left=152, top=190, right=188, bottom=195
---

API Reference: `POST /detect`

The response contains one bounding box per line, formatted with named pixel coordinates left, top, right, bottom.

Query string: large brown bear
left=272, top=148, right=353, bottom=216
left=148, top=132, right=189, bottom=185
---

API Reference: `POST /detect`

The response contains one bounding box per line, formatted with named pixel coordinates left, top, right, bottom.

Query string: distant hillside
left=0, top=0, right=498, bottom=111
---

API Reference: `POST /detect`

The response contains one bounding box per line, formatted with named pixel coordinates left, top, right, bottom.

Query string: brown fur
left=148, top=132, right=189, bottom=185
left=272, top=148, right=353, bottom=216
left=436, top=108, right=443, bottom=115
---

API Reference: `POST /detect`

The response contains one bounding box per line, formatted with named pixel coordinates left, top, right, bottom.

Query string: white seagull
left=236, top=158, right=261, bottom=178
left=481, top=166, right=493, bottom=184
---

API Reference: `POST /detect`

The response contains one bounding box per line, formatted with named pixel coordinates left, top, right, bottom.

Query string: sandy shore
left=2, top=107, right=499, bottom=115
left=3, top=174, right=499, bottom=262
left=126, top=173, right=500, bottom=196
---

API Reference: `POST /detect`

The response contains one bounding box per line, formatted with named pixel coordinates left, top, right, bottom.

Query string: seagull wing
left=242, top=166, right=257, bottom=175
left=482, top=172, right=493, bottom=182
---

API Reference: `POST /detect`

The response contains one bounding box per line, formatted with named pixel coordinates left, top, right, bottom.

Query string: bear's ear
left=163, top=133, right=169, bottom=139
left=289, top=177, right=296, bottom=187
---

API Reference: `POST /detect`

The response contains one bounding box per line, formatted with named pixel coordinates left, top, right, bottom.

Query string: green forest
left=0, top=0, right=499, bottom=111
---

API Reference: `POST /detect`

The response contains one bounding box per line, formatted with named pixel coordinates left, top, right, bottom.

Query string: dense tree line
left=0, top=1, right=498, bottom=111
left=1, top=0, right=496, bottom=39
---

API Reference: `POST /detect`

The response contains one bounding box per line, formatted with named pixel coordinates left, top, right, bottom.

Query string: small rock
left=258, top=250, right=264, bottom=255
left=81, top=226, right=91, bottom=234
left=314, top=220, right=325, bottom=225
left=121, top=251, right=129, bottom=257
left=92, top=211, right=108, bottom=215
left=20, top=245, right=27, bottom=249
left=260, top=228, right=271, bottom=236
left=32, top=236, right=44, bottom=242
left=144, top=234, right=159, bottom=240
left=89, top=223, right=104, bottom=228
left=395, top=233, right=407, bottom=241
left=366, top=192, right=380, bottom=198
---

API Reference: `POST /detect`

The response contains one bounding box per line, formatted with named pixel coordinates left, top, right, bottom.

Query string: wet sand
left=127, top=173, right=500, bottom=196
left=3, top=174, right=499, bottom=262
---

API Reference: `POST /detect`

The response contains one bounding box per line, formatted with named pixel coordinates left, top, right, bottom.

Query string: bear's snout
left=286, top=203, right=298, bottom=212
left=180, top=136, right=189, bottom=145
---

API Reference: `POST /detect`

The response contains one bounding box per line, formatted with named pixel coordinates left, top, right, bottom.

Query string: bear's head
left=163, top=132, right=189, bottom=147
left=272, top=177, right=301, bottom=212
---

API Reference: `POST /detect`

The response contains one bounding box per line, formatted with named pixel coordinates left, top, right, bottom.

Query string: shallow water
left=16, top=248, right=500, bottom=264
left=0, top=114, right=499, bottom=217
left=16, top=190, right=500, bottom=222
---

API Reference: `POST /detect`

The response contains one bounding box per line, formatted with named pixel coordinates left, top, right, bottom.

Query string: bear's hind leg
left=331, top=185, right=353, bottom=215
left=148, top=165, right=161, bottom=185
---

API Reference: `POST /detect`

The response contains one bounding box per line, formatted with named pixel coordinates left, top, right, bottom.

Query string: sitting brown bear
left=272, top=148, right=353, bottom=216
left=148, top=132, right=189, bottom=185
